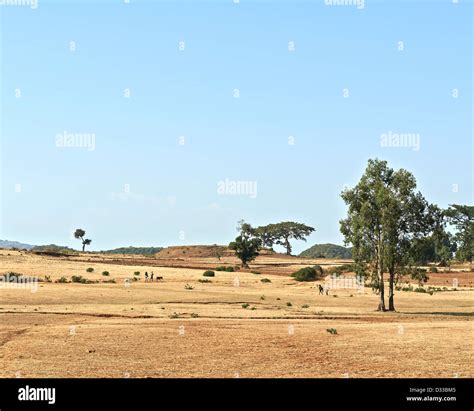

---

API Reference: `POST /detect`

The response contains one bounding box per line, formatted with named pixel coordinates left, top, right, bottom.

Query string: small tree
left=74, top=229, right=92, bottom=252
left=229, top=221, right=262, bottom=268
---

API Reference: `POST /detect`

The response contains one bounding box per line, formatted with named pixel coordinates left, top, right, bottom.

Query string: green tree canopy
left=340, top=159, right=435, bottom=311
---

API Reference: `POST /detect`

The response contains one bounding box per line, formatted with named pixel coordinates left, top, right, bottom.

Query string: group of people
left=144, top=271, right=162, bottom=282
left=318, top=284, right=330, bottom=296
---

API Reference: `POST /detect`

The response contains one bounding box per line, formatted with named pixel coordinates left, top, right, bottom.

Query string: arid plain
left=0, top=248, right=472, bottom=378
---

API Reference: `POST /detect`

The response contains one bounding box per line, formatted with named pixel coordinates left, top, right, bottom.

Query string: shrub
left=326, top=328, right=338, bottom=335
left=415, top=287, right=427, bottom=293
left=198, top=279, right=212, bottom=283
left=260, top=295, right=265, bottom=300
left=429, top=267, right=438, bottom=273
left=302, top=304, right=310, bottom=309
left=324, top=264, right=354, bottom=276
left=72, top=275, right=87, bottom=283
left=216, top=266, right=235, bottom=272
left=242, top=303, right=250, bottom=309
left=86, top=267, right=94, bottom=273
left=312, top=265, right=324, bottom=277
left=134, top=271, right=140, bottom=276
left=2, top=272, right=24, bottom=280
left=184, top=284, right=194, bottom=290
left=251, top=271, right=261, bottom=275
left=191, top=313, right=199, bottom=318
left=286, top=302, right=292, bottom=307
left=44, top=275, right=52, bottom=283
left=203, top=271, right=215, bottom=277
left=103, top=279, right=116, bottom=283
left=102, top=271, right=110, bottom=276
left=260, top=278, right=271, bottom=283
left=55, top=276, right=69, bottom=283
left=291, top=267, right=319, bottom=282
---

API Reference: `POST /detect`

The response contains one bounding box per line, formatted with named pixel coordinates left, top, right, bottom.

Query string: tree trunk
left=388, top=268, right=396, bottom=311
left=376, top=239, right=386, bottom=312
left=378, top=270, right=386, bottom=311
left=82, top=243, right=85, bottom=252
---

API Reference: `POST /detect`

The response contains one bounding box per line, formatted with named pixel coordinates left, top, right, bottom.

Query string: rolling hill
left=299, top=243, right=352, bottom=259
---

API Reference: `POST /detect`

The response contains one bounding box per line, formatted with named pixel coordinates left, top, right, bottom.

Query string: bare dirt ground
left=0, top=250, right=472, bottom=378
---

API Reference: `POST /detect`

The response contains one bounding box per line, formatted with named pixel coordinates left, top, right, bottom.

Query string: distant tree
left=340, top=159, right=434, bottom=311
left=409, top=207, right=456, bottom=267
left=254, top=225, right=277, bottom=249
left=445, top=204, right=474, bottom=263
left=213, top=244, right=223, bottom=261
left=74, top=229, right=92, bottom=252
left=256, top=222, right=315, bottom=255
left=229, top=221, right=262, bottom=268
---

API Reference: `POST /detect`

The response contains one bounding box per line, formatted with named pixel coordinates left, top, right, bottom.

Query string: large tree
left=340, top=159, right=434, bottom=311
left=256, top=222, right=315, bottom=255
left=445, top=204, right=474, bottom=263
left=74, top=229, right=92, bottom=252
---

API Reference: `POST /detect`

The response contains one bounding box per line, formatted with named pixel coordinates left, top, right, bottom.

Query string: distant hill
left=0, top=240, right=35, bottom=250
left=101, top=246, right=163, bottom=256
left=32, top=244, right=79, bottom=255
left=299, top=243, right=352, bottom=259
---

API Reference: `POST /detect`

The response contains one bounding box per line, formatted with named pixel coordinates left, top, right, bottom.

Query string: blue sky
left=1, top=0, right=472, bottom=253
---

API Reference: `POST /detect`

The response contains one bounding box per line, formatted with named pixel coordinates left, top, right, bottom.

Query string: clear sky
left=0, top=0, right=472, bottom=254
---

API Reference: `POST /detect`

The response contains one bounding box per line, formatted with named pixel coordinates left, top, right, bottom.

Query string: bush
left=326, top=328, right=338, bottom=335
left=198, top=279, right=212, bottom=283
left=86, top=267, right=94, bottom=273
left=260, top=278, right=271, bottom=283
left=291, top=267, right=319, bottom=282
left=324, top=264, right=354, bottom=276
left=286, top=302, right=292, bottom=307
left=2, top=272, right=24, bottom=280
left=102, top=271, right=110, bottom=276
left=203, top=271, right=215, bottom=277
left=216, top=266, right=235, bottom=272
left=55, top=276, right=69, bottom=283
left=312, top=265, right=324, bottom=277
left=302, top=304, right=310, bottom=309
left=242, top=303, right=250, bottom=309
left=72, top=275, right=87, bottom=283
left=414, top=287, right=427, bottom=293
left=103, top=279, right=116, bottom=283
left=134, top=271, right=140, bottom=276
left=251, top=271, right=261, bottom=275
left=429, top=267, right=438, bottom=273
left=184, top=284, right=194, bottom=290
